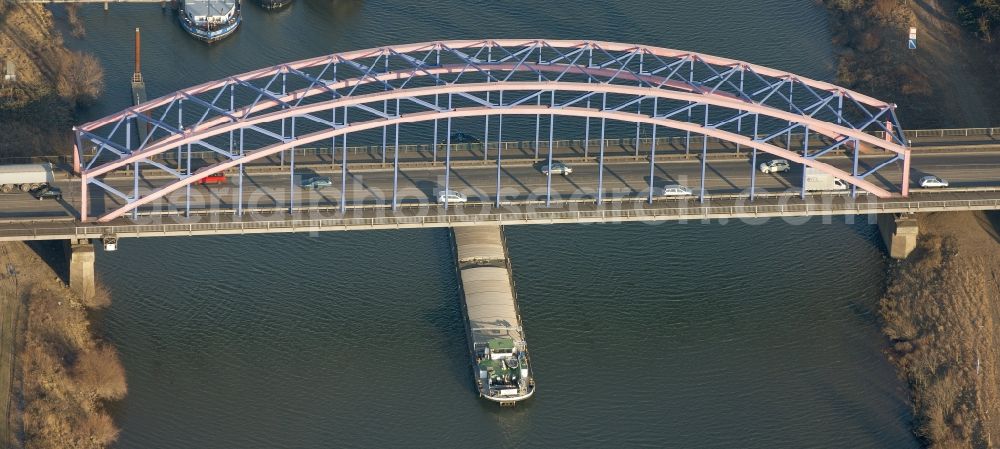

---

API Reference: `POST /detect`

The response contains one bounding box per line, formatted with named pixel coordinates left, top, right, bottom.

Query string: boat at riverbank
left=453, top=226, right=535, bottom=405
left=178, top=0, right=242, bottom=43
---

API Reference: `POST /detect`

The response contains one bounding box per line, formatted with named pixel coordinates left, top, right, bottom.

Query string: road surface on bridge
left=2, top=150, right=998, bottom=219
left=52, top=128, right=1000, bottom=178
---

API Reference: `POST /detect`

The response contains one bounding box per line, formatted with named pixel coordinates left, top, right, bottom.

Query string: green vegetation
left=956, top=0, right=1000, bottom=41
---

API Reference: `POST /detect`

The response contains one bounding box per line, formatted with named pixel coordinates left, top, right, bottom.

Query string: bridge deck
left=1, top=190, right=998, bottom=242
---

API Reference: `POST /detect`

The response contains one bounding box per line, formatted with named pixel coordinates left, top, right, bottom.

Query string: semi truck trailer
left=0, top=163, right=56, bottom=193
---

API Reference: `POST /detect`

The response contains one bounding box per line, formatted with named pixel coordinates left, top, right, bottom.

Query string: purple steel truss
left=73, top=39, right=910, bottom=222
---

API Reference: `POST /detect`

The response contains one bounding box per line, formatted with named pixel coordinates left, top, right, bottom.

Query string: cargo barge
left=179, top=0, right=242, bottom=43
left=452, top=225, right=535, bottom=405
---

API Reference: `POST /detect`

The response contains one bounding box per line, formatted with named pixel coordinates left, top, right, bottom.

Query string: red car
left=198, top=172, right=227, bottom=185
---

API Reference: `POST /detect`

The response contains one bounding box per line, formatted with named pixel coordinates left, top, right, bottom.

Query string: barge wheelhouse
left=179, top=0, right=242, bottom=43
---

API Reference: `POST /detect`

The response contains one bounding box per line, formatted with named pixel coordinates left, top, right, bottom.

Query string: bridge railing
left=901, top=127, right=1000, bottom=139
left=13, top=197, right=982, bottom=239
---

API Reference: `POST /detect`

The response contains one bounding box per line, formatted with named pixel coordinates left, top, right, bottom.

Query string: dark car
left=30, top=185, right=62, bottom=201
left=440, top=132, right=481, bottom=144
left=300, top=176, right=333, bottom=190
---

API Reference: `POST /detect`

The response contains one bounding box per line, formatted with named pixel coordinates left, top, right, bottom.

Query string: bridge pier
left=67, top=239, right=96, bottom=299
left=878, top=213, right=919, bottom=259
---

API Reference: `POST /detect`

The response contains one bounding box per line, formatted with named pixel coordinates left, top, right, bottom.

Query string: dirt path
left=908, top=0, right=1000, bottom=127
left=0, top=244, right=25, bottom=449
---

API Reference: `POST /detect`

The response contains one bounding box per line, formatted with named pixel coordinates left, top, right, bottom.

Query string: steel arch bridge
left=73, top=39, right=910, bottom=223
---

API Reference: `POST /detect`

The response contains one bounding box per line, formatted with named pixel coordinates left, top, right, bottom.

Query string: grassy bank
left=881, top=212, right=1000, bottom=448
left=0, top=242, right=125, bottom=449
left=0, top=4, right=103, bottom=160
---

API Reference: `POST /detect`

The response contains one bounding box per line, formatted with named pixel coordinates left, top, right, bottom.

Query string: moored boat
left=179, top=0, right=242, bottom=43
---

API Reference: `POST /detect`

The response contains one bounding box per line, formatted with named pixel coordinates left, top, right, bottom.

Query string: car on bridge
left=198, top=172, right=227, bottom=185
left=660, top=184, right=693, bottom=197
left=437, top=190, right=468, bottom=204
left=30, top=185, right=62, bottom=201
left=540, top=161, right=573, bottom=176
left=441, top=132, right=481, bottom=145
left=919, top=175, right=949, bottom=188
left=759, top=159, right=790, bottom=174
left=300, top=176, right=333, bottom=190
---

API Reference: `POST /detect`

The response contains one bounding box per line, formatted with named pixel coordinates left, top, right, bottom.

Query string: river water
left=58, top=1, right=920, bottom=447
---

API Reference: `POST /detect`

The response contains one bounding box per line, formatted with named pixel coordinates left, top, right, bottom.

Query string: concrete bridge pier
left=67, top=239, right=96, bottom=299
left=878, top=213, right=919, bottom=259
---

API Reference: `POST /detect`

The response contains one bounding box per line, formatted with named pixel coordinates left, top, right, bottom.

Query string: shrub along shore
left=0, top=4, right=104, bottom=160
left=1, top=241, right=126, bottom=449
left=822, top=1, right=1000, bottom=447
left=0, top=5, right=120, bottom=448
left=881, top=212, right=1000, bottom=448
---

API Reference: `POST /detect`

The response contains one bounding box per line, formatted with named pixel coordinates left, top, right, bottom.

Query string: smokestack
left=134, top=27, right=141, bottom=75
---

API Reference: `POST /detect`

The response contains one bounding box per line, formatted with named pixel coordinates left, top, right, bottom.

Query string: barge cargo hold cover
left=453, top=225, right=535, bottom=405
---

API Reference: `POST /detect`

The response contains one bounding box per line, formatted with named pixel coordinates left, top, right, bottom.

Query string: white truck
left=0, top=163, right=56, bottom=193
left=804, top=167, right=848, bottom=192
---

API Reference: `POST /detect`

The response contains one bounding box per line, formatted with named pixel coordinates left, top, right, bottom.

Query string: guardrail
left=902, top=127, right=1000, bottom=139
left=1, top=196, right=998, bottom=241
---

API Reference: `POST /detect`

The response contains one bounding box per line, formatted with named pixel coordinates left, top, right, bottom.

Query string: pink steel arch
left=75, top=39, right=911, bottom=222
left=83, top=82, right=906, bottom=180
left=96, top=105, right=892, bottom=222
left=79, top=39, right=895, bottom=131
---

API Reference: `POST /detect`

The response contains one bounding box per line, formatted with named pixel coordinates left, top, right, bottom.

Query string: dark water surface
left=62, top=1, right=920, bottom=447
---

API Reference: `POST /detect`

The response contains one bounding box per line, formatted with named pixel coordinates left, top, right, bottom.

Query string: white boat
left=179, top=0, right=242, bottom=43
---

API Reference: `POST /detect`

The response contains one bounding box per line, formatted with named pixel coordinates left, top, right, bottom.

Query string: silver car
left=541, top=161, right=573, bottom=176
left=660, top=184, right=693, bottom=197
left=436, top=190, right=468, bottom=204
left=759, top=159, right=790, bottom=174
left=919, top=175, right=949, bottom=188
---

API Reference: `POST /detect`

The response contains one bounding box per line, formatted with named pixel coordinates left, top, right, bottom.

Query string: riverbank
left=0, top=4, right=102, bottom=160
left=0, top=241, right=125, bottom=449
left=881, top=212, right=1000, bottom=448
left=822, top=1, right=1000, bottom=447
left=822, top=0, right=1000, bottom=127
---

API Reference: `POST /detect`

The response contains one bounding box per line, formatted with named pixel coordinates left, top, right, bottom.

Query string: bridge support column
left=67, top=239, right=96, bottom=299
left=877, top=213, right=919, bottom=259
